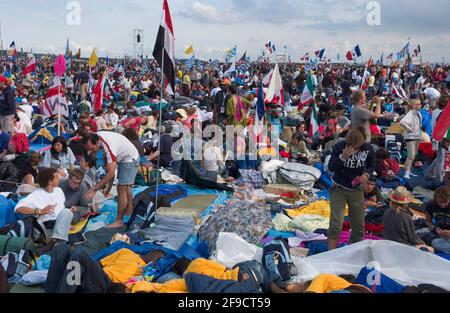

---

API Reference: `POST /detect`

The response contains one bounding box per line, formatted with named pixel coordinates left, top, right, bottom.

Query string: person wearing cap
left=0, top=75, right=16, bottom=135
left=383, top=186, right=434, bottom=253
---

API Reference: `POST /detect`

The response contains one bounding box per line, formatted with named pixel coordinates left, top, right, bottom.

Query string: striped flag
left=22, top=57, right=36, bottom=75
left=153, top=0, right=176, bottom=92
left=43, top=79, right=69, bottom=119
left=301, top=74, right=315, bottom=106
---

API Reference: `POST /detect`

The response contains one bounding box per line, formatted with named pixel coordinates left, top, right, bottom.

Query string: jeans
left=45, top=243, right=111, bottom=293
left=234, top=260, right=278, bottom=292
left=405, top=140, right=420, bottom=173
left=432, top=238, right=450, bottom=254
left=329, top=184, right=365, bottom=243
left=51, top=209, right=74, bottom=242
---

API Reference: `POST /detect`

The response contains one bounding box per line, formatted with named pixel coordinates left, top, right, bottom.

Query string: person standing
left=351, top=91, right=382, bottom=143
left=83, top=132, right=139, bottom=228
left=0, top=76, right=16, bottom=135
left=327, top=128, right=376, bottom=250
left=399, top=99, right=423, bottom=179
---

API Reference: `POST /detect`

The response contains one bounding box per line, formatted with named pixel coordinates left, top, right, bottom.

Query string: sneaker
left=403, top=173, right=411, bottom=179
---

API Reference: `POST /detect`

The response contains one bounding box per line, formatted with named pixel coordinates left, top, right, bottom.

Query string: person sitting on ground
left=95, top=109, right=112, bottom=131
left=318, top=118, right=338, bottom=149
left=119, top=114, right=148, bottom=134
left=147, top=124, right=173, bottom=168
left=0, top=124, right=10, bottom=160
left=296, top=122, right=312, bottom=147
left=287, top=133, right=310, bottom=164
left=79, top=112, right=98, bottom=133
left=45, top=245, right=167, bottom=293
left=69, top=123, right=93, bottom=163
left=375, top=148, right=400, bottom=182
left=105, top=104, right=119, bottom=128
left=14, top=168, right=73, bottom=256
left=383, top=186, right=434, bottom=253
left=336, top=110, right=351, bottom=135
left=122, top=127, right=145, bottom=156
left=424, top=186, right=450, bottom=254
left=59, top=169, right=94, bottom=225
left=42, top=136, right=76, bottom=176
left=17, top=152, right=41, bottom=185
left=363, top=174, right=383, bottom=209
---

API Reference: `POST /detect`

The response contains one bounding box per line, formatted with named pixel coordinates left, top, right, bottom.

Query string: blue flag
left=355, top=45, right=362, bottom=57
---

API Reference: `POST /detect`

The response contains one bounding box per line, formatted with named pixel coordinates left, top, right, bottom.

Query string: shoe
left=403, top=173, right=411, bottom=179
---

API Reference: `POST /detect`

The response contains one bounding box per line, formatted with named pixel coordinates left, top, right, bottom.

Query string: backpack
left=1, top=249, right=34, bottom=284
left=0, top=216, right=47, bottom=244
left=126, top=188, right=171, bottom=231
left=262, top=238, right=297, bottom=282
left=9, top=133, right=30, bottom=155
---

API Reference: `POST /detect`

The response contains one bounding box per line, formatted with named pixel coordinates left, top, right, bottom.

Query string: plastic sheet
left=294, top=240, right=450, bottom=290
left=212, top=232, right=263, bottom=269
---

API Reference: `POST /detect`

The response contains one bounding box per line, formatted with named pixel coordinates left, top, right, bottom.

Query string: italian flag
left=301, top=74, right=314, bottom=105
left=432, top=100, right=450, bottom=141
left=302, top=75, right=318, bottom=137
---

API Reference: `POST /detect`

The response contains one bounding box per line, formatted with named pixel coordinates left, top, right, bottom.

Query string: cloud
left=180, top=2, right=238, bottom=24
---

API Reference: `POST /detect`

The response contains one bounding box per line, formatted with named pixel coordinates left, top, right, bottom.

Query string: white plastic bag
left=212, top=232, right=263, bottom=269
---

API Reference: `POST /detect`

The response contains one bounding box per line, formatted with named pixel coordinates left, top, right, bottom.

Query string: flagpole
left=57, top=76, right=61, bottom=136
left=154, top=3, right=167, bottom=223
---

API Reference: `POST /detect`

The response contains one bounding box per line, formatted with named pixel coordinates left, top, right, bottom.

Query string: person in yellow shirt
left=305, top=274, right=371, bottom=293
left=45, top=244, right=166, bottom=293
left=130, top=257, right=240, bottom=293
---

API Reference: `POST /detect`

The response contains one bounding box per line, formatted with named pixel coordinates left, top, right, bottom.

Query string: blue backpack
left=262, top=238, right=297, bottom=282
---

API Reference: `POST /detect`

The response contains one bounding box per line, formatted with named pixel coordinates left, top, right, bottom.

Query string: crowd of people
left=0, top=52, right=449, bottom=293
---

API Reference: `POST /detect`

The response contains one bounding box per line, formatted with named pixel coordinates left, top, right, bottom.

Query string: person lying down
left=44, top=242, right=370, bottom=294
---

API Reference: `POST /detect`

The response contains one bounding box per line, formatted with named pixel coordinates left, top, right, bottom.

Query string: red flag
left=92, top=71, right=107, bottom=113
left=432, top=100, right=450, bottom=141
left=22, top=57, right=36, bottom=75
left=346, top=51, right=354, bottom=61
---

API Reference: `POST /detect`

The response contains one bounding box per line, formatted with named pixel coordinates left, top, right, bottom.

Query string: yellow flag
left=225, top=48, right=232, bottom=54
left=185, top=44, right=194, bottom=55
left=89, top=49, right=98, bottom=67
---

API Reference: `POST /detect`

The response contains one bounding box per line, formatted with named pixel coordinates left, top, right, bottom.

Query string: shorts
left=0, top=114, right=14, bottom=133
left=117, top=160, right=139, bottom=186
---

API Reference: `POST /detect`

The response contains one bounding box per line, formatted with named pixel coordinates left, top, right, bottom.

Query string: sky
left=1, top=0, right=449, bottom=63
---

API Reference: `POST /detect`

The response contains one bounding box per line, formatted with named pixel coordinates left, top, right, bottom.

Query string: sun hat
left=388, top=186, right=413, bottom=204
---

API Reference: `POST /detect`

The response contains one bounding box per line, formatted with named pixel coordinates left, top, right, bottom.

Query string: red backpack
left=10, top=133, right=30, bottom=155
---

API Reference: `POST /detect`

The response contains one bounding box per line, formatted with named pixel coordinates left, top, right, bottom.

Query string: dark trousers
left=45, top=243, right=111, bottom=293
